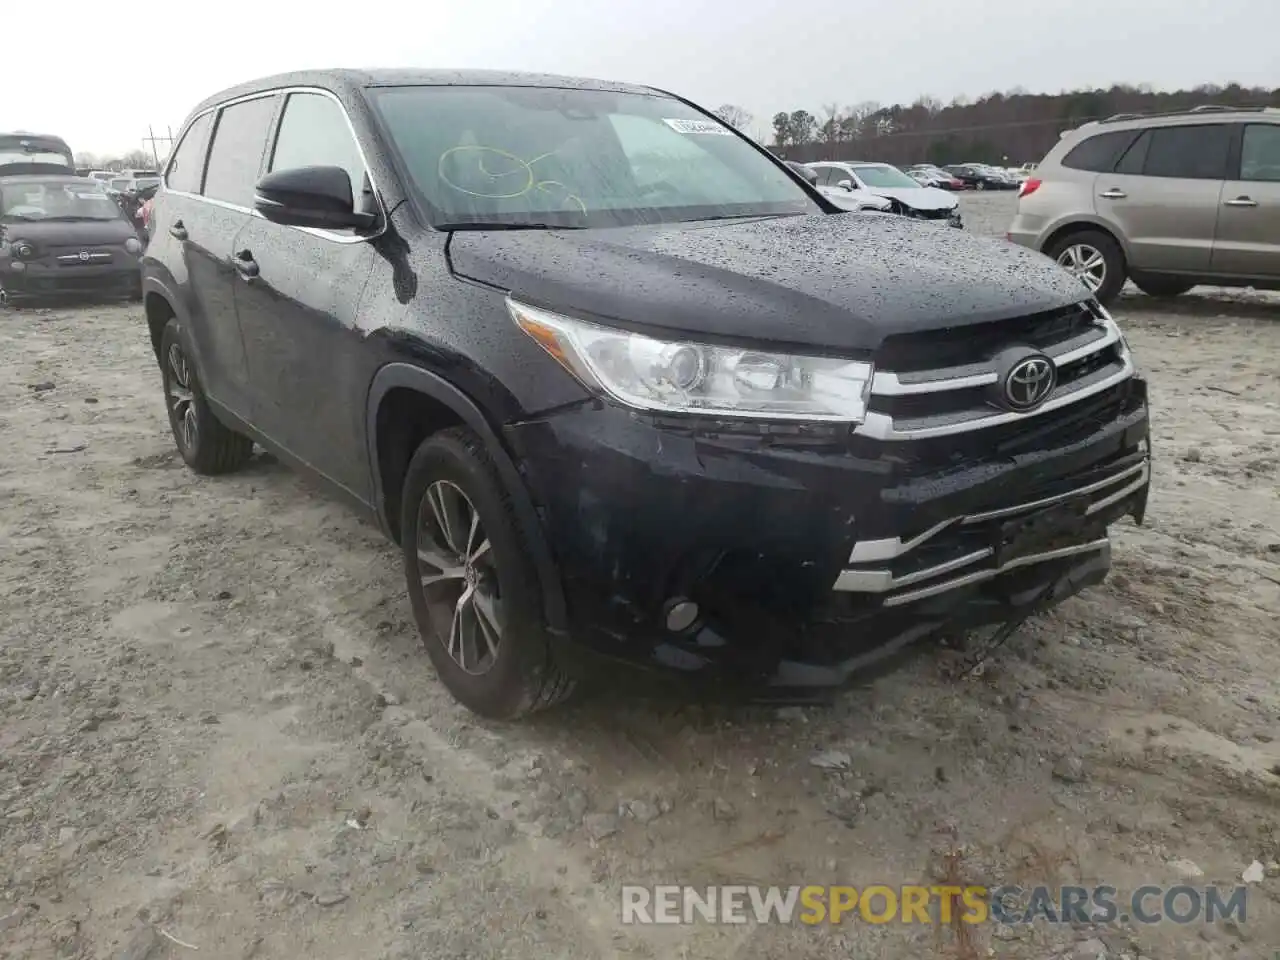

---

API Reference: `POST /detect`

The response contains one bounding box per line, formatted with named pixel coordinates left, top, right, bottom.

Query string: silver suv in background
left=1007, top=106, right=1280, bottom=303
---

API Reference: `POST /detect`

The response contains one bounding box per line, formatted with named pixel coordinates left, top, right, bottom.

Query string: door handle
left=233, top=250, right=259, bottom=280
left=1098, top=189, right=1127, bottom=199
left=1223, top=197, right=1258, bottom=207
left=169, top=220, right=188, bottom=240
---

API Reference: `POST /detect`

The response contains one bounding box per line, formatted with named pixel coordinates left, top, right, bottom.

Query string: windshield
left=370, top=85, right=819, bottom=228
left=851, top=165, right=921, bottom=189
left=0, top=181, right=122, bottom=221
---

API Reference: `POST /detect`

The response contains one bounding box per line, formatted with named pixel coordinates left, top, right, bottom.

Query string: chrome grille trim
left=855, top=349, right=1133, bottom=441
left=846, top=458, right=1149, bottom=564
left=878, top=538, right=1110, bottom=607
left=861, top=311, right=1131, bottom=439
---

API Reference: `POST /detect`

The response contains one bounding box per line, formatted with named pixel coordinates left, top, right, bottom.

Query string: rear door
left=1210, top=121, right=1280, bottom=279
left=162, top=94, right=278, bottom=416
left=1094, top=123, right=1231, bottom=273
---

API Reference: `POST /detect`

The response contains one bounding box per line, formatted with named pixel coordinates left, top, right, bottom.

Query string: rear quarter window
left=1060, top=130, right=1138, bottom=172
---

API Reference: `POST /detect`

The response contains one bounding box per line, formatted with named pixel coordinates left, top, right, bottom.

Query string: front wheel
left=975, top=180, right=986, bottom=191
left=400, top=427, right=574, bottom=719
left=1046, top=230, right=1126, bottom=305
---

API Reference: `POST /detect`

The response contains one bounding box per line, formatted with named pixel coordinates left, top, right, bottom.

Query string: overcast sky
left=8, top=0, right=1278, bottom=158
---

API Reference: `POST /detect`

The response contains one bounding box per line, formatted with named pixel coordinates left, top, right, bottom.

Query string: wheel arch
left=1039, top=218, right=1131, bottom=265
left=366, top=362, right=567, bottom=633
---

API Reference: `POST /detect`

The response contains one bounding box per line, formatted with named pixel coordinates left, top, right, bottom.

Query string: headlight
left=124, top=237, right=142, bottom=255
left=508, top=300, right=874, bottom=422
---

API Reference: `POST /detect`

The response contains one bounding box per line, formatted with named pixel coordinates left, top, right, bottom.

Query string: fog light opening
left=663, top=598, right=700, bottom=633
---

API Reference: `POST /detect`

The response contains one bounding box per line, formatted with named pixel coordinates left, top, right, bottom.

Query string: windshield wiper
left=437, top=221, right=583, bottom=232
left=40, top=215, right=113, bottom=222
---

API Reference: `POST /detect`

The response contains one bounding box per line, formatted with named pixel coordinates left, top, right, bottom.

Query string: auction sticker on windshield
left=663, top=118, right=733, bottom=135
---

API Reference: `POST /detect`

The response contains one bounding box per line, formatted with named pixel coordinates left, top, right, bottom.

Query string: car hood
left=448, top=213, right=1089, bottom=353
left=861, top=186, right=957, bottom=211
left=1, top=217, right=135, bottom=246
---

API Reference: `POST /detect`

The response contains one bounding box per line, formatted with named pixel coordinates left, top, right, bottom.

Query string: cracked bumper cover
left=504, top=376, right=1150, bottom=698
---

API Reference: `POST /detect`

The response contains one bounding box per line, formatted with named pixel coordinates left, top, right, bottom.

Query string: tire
left=400, top=426, right=575, bottom=719
left=158, top=318, right=253, bottom=475
left=1045, top=229, right=1126, bottom=305
left=1131, top=274, right=1194, bottom=298
left=976, top=180, right=986, bottom=191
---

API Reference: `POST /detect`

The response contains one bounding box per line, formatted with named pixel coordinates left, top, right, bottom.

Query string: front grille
left=856, top=302, right=1135, bottom=441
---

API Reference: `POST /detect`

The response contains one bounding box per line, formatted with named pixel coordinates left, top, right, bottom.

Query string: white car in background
left=807, top=161, right=963, bottom=227
left=784, top=160, right=891, bottom=213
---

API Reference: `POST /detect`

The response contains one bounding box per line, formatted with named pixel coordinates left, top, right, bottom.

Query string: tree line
left=73, top=149, right=162, bottom=172
left=713, top=83, right=1280, bottom=167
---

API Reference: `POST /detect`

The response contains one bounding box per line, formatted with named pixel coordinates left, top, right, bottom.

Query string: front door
left=230, top=90, right=379, bottom=493
left=1210, top=122, right=1280, bottom=279
left=1094, top=123, right=1231, bottom=274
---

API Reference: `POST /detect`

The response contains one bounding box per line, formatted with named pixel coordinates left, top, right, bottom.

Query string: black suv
left=142, top=70, right=1151, bottom=719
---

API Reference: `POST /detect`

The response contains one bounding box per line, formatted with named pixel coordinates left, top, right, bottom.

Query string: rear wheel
left=159, top=319, right=253, bottom=474
left=1131, top=274, right=1194, bottom=298
left=1046, top=230, right=1126, bottom=305
left=976, top=180, right=986, bottom=191
left=401, top=426, right=574, bottom=719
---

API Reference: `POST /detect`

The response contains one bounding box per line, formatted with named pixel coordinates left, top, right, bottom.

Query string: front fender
left=365, top=361, right=569, bottom=633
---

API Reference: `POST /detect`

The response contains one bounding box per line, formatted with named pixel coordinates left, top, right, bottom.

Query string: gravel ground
left=2, top=192, right=1279, bottom=960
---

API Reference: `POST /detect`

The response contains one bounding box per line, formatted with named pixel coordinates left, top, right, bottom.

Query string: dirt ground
left=2, top=192, right=1279, bottom=960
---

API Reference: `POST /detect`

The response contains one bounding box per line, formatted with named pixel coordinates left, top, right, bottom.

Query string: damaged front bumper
left=505, top=375, right=1150, bottom=700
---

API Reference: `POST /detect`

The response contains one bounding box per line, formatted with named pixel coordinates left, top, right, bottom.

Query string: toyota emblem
left=1002, top=355, right=1056, bottom=411
left=78, top=250, right=90, bottom=262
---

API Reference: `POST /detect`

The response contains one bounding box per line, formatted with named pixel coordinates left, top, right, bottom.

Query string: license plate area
left=994, top=498, right=1090, bottom=568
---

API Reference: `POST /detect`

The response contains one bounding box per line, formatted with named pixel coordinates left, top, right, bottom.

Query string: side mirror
left=253, top=165, right=377, bottom=231
left=837, top=179, right=855, bottom=191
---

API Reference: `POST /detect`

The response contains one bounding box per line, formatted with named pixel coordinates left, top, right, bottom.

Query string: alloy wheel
left=1056, top=243, right=1107, bottom=293
left=416, top=480, right=501, bottom=676
left=165, top=343, right=198, bottom=453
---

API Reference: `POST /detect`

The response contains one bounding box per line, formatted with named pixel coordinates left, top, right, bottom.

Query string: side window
left=165, top=112, right=213, bottom=194
left=1061, top=130, right=1137, bottom=173
left=203, top=96, right=278, bottom=207
left=1114, top=131, right=1150, bottom=175
left=1240, top=124, right=1280, bottom=182
left=269, top=92, right=370, bottom=207
left=812, top=166, right=833, bottom=186
left=1140, top=124, right=1231, bottom=180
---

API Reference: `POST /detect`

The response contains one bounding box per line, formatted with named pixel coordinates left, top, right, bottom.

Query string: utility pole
left=143, top=125, right=174, bottom=168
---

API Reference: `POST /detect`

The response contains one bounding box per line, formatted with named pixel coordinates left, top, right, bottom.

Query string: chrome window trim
left=847, top=458, right=1148, bottom=563
left=163, top=86, right=387, bottom=246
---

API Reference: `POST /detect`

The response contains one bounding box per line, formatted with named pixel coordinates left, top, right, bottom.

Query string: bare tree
left=713, top=104, right=752, bottom=130
left=820, top=103, right=842, bottom=156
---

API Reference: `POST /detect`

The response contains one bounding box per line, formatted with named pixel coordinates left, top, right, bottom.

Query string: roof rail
left=1098, top=104, right=1274, bottom=124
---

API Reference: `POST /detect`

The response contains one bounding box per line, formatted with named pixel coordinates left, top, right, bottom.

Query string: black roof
left=189, top=68, right=659, bottom=117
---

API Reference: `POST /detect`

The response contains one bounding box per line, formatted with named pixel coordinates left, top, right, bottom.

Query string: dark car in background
left=944, top=163, right=1017, bottom=190
left=142, top=69, right=1150, bottom=719
left=1, top=175, right=143, bottom=304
